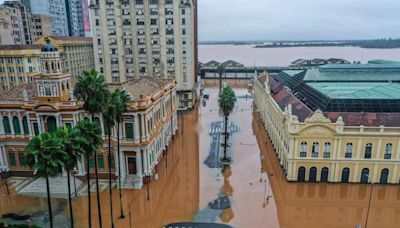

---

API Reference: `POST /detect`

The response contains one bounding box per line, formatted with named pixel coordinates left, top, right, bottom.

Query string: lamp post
left=363, top=174, right=374, bottom=228
left=146, top=173, right=150, bottom=201
left=1, top=166, right=10, bottom=195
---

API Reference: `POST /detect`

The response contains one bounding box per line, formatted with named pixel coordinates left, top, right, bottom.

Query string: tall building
left=89, top=0, right=197, bottom=109
left=0, top=6, right=15, bottom=45
left=65, top=0, right=87, bottom=36
left=3, top=1, right=32, bottom=44
left=254, top=61, right=400, bottom=184
left=0, top=39, right=179, bottom=189
left=30, top=14, right=53, bottom=43
left=30, top=0, right=69, bottom=36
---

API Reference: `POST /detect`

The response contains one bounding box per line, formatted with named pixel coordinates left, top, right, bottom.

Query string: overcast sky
left=198, top=0, right=400, bottom=41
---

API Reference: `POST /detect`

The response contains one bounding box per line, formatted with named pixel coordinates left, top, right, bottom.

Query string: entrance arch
left=309, top=167, right=317, bottom=182
left=380, top=168, right=389, bottom=184
left=298, top=166, right=306, bottom=182
left=320, top=167, right=329, bottom=182
left=341, top=168, right=350, bottom=183
left=360, top=168, right=369, bottom=183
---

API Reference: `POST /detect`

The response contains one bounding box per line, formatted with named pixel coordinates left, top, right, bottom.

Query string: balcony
left=311, top=152, right=318, bottom=158
left=345, top=153, right=352, bottom=158
left=299, top=152, right=306, bottom=158
left=323, top=152, right=330, bottom=158
left=384, top=154, right=391, bottom=159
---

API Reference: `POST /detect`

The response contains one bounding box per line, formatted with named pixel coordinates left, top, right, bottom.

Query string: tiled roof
left=325, top=112, right=400, bottom=127
left=109, top=77, right=172, bottom=102
left=0, top=45, right=42, bottom=51
left=48, top=36, right=93, bottom=42
left=0, top=83, right=37, bottom=101
left=272, top=89, right=313, bottom=122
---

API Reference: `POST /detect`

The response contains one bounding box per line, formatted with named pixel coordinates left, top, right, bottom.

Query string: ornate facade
left=254, top=63, right=400, bottom=184
left=0, top=39, right=178, bottom=189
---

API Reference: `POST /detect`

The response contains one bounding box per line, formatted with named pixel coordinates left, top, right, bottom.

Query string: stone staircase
left=17, top=176, right=82, bottom=199
left=118, top=175, right=142, bottom=189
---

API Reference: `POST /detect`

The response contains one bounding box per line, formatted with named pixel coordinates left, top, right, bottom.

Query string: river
left=198, top=45, right=400, bottom=66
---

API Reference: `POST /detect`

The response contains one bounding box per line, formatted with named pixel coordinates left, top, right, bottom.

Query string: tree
left=74, top=119, right=103, bottom=228
left=217, top=64, right=225, bottom=95
left=26, top=133, right=67, bottom=228
left=56, top=127, right=86, bottom=228
left=102, top=91, right=118, bottom=228
left=74, top=69, right=108, bottom=228
left=218, top=86, right=237, bottom=161
left=113, top=88, right=131, bottom=218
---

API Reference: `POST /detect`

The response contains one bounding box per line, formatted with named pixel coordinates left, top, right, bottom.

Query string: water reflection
left=253, top=112, right=400, bottom=228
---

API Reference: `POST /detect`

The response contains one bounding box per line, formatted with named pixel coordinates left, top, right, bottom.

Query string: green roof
left=306, top=82, right=400, bottom=99
left=281, top=70, right=304, bottom=77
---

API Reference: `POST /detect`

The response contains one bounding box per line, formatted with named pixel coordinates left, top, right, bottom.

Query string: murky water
left=1, top=81, right=399, bottom=228
left=199, top=45, right=400, bottom=66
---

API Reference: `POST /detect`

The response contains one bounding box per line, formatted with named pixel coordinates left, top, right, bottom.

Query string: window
left=321, top=167, right=329, bottom=182
left=8, top=152, right=16, bottom=166
left=22, top=116, right=29, bottom=135
left=323, top=142, right=331, bottom=158
left=125, top=123, right=134, bottom=139
left=182, top=18, right=185, bottom=25
left=47, top=116, right=57, bottom=133
left=13, top=116, right=21, bottom=134
left=98, top=155, right=105, bottom=168
left=364, top=143, right=372, bottom=159
left=3, top=116, right=11, bottom=134
left=360, top=168, right=369, bottom=183
left=309, top=167, right=317, bottom=182
left=384, top=143, right=392, bottom=159
left=150, top=0, right=158, bottom=4
left=109, top=156, right=115, bottom=169
left=18, top=152, right=26, bottom=166
left=298, top=166, right=306, bottom=181
left=136, top=0, right=143, bottom=4
left=345, top=143, right=353, bottom=158
left=89, top=158, right=95, bottom=169
left=33, top=122, right=39, bottom=135
left=300, top=142, right=307, bottom=157
left=182, top=29, right=186, bottom=35
left=341, top=168, right=350, bottom=183
left=312, top=142, right=319, bottom=158
left=165, top=0, right=173, bottom=4
left=151, top=18, right=157, bottom=25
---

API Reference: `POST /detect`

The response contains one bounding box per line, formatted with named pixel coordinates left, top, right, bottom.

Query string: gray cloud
left=198, top=0, right=400, bottom=41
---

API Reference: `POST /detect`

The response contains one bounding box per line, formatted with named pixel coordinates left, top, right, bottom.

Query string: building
left=30, top=14, right=53, bottom=43
left=30, top=0, right=69, bottom=36
left=89, top=0, right=197, bottom=109
left=34, top=36, right=95, bottom=78
left=0, top=39, right=179, bottom=189
left=290, top=58, right=350, bottom=68
left=0, top=6, right=15, bottom=45
left=3, top=1, right=33, bottom=44
left=65, top=0, right=89, bottom=37
left=254, top=61, right=400, bottom=184
left=0, top=3, right=26, bottom=45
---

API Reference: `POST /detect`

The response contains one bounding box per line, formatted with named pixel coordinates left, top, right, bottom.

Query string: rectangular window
left=18, top=152, right=26, bottom=166
left=98, top=155, right=105, bottom=168
left=109, top=156, right=115, bottom=169
left=33, top=122, right=39, bottom=136
left=9, top=153, right=16, bottom=166
left=125, top=123, right=134, bottom=139
left=89, top=158, right=95, bottom=169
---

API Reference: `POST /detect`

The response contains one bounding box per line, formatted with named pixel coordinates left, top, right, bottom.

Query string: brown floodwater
left=1, top=81, right=400, bottom=228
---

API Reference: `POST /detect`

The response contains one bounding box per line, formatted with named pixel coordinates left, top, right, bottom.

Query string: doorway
left=127, top=157, right=137, bottom=175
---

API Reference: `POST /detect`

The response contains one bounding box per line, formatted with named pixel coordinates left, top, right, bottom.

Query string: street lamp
left=363, top=174, right=374, bottom=228
left=1, top=166, right=10, bottom=195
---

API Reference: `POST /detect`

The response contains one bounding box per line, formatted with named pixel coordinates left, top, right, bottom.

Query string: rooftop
left=306, top=82, right=400, bottom=99
left=0, top=45, right=41, bottom=51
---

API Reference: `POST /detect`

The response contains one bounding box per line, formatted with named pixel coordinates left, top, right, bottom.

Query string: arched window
left=298, top=166, right=306, bottom=182
left=300, top=142, right=307, bottom=157
left=341, top=168, right=350, bottom=183
left=47, top=116, right=57, bottom=133
left=345, top=143, right=353, bottom=158
left=384, top=144, right=392, bottom=159
left=321, top=167, right=329, bottom=182
left=3, top=116, right=11, bottom=134
left=309, top=167, right=317, bottom=182
left=323, top=142, right=331, bottom=158
left=12, top=116, right=21, bottom=134
left=312, top=142, right=319, bottom=158
left=364, top=143, right=372, bottom=159
left=22, top=116, right=29, bottom=135
left=360, top=168, right=369, bottom=183
left=380, top=168, right=389, bottom=184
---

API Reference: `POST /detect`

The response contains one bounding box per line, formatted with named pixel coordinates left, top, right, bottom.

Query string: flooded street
left=1, top=81, right=400, bottom=228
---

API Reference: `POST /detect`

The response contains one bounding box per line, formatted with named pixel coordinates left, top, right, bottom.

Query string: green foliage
left=113, top=88, right=131, bottom=123
left=55, top=126, right=86, bottom=171
left=74, top=69, right=109, bottom=115
left=26, top=132, right=67, bottom=178
left=102, top=90, right=119, bottom=132
left=74, top=119, right=103, bottom=159
left=219, top=86, right=237, bottom=117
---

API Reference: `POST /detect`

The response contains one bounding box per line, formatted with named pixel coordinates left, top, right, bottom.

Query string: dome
left=41, top=37, right=58, bottom=52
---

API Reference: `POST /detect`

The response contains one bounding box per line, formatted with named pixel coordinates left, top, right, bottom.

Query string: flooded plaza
left=1, top=81, right=400, bottom=228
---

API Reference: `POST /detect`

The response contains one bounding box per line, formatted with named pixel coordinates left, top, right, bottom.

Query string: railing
left=299, top=152, right=306, bottom=157
left=345, top=153, right=352, bottom=158
left=323, top=152, right=330, bottom=158
left=384, top=154, right=391, bottom=159
left=311, top=152, right=318, bottom=158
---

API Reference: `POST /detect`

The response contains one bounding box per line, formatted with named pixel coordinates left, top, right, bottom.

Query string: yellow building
left=0, top=39, right=178, bottom=189
left=254, top=62, right=400, bottom=184
left=34, top=36, right=94, bottom=78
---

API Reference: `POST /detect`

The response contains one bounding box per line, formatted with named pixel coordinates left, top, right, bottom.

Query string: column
left=142, top=149, right=148, bottom=175
left=352, top=163, right=359, bottom=183
left=8, top=112, right=14, bottom=134
left=26, top=113, right=33, bottom=137
left=136, top=151, right=142, bottom=177
left=56, top=114, right=61, bottom=128
left=391, top=164, right=398, bottom=184
left=18, top=112, right=23, bottom=135
left=0, top=145, right=5, bottom=167
left=332, top=162, right=339, bottom=182
left=36, top=115, right=42, bottom=133
left=134, top=113, right=140, bottom=143
left=356, top=138, right=362, bottom=159
left=372, top=163, right=379, bottom=183
left=0, top=115, right=4, bottom=134
left=376, top=139, right=382, bottom=159
left=141, top=113, right=146, bottom=141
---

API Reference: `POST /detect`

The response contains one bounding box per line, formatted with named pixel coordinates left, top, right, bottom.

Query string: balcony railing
left=323, top=152, right=330, bottom=158
left=311, top=152, right=318, bottom=158
left=384, top=154, right=392, bottom=159
left=345, top=153, right=352, bottom=158
left=299, top=152, right=306, bottom=158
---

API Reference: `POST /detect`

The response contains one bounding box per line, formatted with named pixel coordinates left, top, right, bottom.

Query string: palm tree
left=74, top=119, right=104, bottom=228
left=114, top=88, right=130, bottom=219
left=56, top=126, right=86, bottom=228
left=74, top=69, right=108, bottom=228
left=218, top=86, right=237, bottom=161
left=103, top=91, right=118, bottom=228
left=26, top=133, right=67, bottom=228
left=217, top=64, right=225, bottom=95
